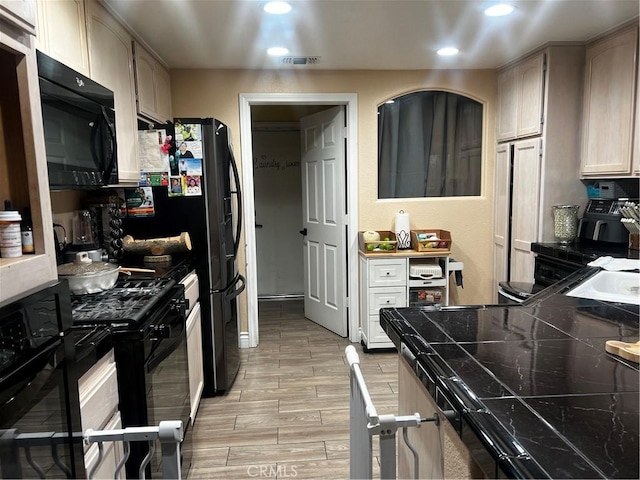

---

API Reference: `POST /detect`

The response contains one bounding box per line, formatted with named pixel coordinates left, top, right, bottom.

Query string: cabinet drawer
left=180, top=270, right=199, bottom=315
left=367, top=315, right=394, bottom=346
left=368, top=258, right=407, bottom=287
left=369, top=287, right=406, bottom=314
left=79, top=351, right=119, bottom=437
left=409, top=277, right=446, bottom=288
left=84, top=411, right=123, bottom=479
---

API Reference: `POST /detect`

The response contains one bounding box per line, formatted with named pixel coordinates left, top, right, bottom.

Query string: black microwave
left=37, top=51, right=118, bottom=189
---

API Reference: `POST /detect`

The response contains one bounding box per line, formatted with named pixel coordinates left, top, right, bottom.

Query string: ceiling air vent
left=280, top=56, right=321, bottom=65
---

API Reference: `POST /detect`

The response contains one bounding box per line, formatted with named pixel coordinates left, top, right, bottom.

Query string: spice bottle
left=0, top=210, right=23, bottom=258
left=21, top=207, right=34, bottom=254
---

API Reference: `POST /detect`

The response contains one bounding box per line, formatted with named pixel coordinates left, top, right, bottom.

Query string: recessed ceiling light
left=484, top=4, right=515, bottom=16
left=267, top=46, right=289, bottom=56
left=437, top=47, right=459, bottom=56
left=264, top=1, right=291, bottom=14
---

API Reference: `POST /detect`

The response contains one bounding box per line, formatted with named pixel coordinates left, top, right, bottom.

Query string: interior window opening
left=378, top=90, right=483, bottom=199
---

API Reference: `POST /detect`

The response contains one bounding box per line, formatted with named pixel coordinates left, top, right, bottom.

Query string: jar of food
left=553, top=205, right=580, bottom=244
left=0, top=211, right=23, bottom=258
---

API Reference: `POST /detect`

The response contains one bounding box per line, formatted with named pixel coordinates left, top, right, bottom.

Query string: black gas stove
left=69, top=276, right=191, bottom=478
left=70, top=278, right=177, bottom=328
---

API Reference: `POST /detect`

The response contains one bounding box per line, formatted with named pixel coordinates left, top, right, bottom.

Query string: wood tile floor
left=187, top=299, right=398, bottom=479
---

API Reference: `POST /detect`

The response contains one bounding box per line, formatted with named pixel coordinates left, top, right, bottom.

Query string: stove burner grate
left=71, top=278, right=173, bottom=324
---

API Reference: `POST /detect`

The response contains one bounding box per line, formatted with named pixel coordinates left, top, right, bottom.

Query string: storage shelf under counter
left=358, top=249, right=463, bottom=351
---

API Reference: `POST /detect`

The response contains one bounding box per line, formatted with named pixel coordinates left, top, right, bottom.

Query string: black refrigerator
left=123, top=118, right=244, bottom=396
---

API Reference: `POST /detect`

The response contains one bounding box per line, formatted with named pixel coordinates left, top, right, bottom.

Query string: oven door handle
left=0, top=340, right=61, bottom=414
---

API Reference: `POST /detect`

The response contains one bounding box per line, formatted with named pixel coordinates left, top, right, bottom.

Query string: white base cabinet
left=186, top=302, right=203, bottom=422
left=78, top=349, right=124, bottom=479
left=359, top=252, right=452, bottom=351
left=181, top=271, right=203, bottom=423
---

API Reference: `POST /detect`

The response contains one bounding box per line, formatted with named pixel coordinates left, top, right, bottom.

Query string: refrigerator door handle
left=229, top=149, right=243, bottom=256
left=226, top=274, right=246, bottom=301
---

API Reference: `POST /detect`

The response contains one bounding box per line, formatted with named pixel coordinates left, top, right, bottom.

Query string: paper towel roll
left=394, top=210, right=411, bottom=249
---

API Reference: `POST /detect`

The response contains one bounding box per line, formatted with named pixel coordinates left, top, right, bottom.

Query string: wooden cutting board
left=605, top=340, right=640, bottom=363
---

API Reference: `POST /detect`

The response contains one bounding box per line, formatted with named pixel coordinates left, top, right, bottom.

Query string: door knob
left=299, top=228, right=308, bottom=236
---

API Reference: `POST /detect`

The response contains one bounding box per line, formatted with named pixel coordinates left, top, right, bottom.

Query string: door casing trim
left=239, top=93, right=359, bottom=347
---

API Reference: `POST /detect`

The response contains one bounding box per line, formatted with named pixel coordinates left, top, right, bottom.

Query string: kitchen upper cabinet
left=496, top=52, right=545, bottom=142
left=35, top=0, right=90, bottom=76
left=581, top=24, right=638, bottom=177
left=0, top=21, right=57, bottom=303
left=493, top=45, right=586, bottom=292
left=0, top=0, right=35, bottom=34
left=85, top=0, right=138, bottom=184
left=133, top=41, right=172, bottom=124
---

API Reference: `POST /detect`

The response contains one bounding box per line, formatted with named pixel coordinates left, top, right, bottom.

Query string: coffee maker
left=578, top=199, right=630, bottom=244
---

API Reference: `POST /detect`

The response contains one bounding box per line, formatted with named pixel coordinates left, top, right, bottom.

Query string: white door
left=300, top=106, right=347, bottom=336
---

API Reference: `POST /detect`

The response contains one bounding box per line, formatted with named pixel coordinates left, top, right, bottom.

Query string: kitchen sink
left=566, top=270, right=640, bottom=305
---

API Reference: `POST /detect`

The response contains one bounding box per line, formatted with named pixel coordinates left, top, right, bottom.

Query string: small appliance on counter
left=62, top=210, right=102, bottom=263
left=578, top=199, right=630, bottom=244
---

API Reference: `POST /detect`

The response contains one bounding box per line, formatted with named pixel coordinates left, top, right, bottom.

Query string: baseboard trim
left=239, top=331, right=251, bottom=349
left=258, top=294, right=303, bottom=301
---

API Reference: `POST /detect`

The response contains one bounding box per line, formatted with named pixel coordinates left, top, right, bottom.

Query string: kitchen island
left=381, top=267, right=639, bottom=479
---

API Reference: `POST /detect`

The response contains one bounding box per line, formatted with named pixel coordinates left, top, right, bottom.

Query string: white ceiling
left=103, top=0, right=639, bottom=70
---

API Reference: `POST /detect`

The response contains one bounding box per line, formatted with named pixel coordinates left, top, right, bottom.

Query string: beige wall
left=171, top=69, right=498, bottom=332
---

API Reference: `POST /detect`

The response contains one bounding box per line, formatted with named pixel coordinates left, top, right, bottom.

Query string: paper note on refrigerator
left=138, top=130, right=170, bottom=173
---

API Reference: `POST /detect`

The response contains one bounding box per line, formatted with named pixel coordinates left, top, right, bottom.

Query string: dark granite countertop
left=531, top=241, right=632, bottom=265
left=381, top=267, right=639, bottom=479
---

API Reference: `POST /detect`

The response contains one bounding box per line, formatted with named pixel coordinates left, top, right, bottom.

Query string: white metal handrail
left=346, top=345, right=437, bottom=480
left=84, top=420, right=183, bottom=480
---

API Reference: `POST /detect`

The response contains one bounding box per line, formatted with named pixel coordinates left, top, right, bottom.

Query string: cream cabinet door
left=0, top=0, right=36, bottom=33
left=510, top=139, right=541, bottom=284
left=36, top=0, right=89, bottom=75
left=154, top=61, right=172, bottom=122
left=493, top=143, right=510, bottom=299
left=516, top=53, right=545, bottom=138
left=633, top=48, right=640, bottom=176
left=86, top=0, right=138, bottom=183
left=581, top=24, right=638, bottom=176
left=186, top=302, right=203, bottom=422
left=134, top=42, right=157, bottom=120
left=134, top=41, right=172, bottom=123
left=497, top=67, right=517, bottom=141
left=497, top=53, right=545, bottom=142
